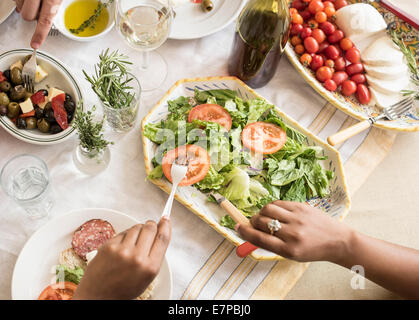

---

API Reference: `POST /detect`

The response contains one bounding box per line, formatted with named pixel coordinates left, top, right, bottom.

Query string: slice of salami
left=72, top=219, right=116, bottom=260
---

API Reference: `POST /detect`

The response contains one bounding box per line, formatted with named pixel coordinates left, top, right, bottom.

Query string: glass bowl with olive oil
left=53, top=0, right=115, bottom=42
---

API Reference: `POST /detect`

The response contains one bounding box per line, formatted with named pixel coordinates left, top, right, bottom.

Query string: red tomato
left=51, top=93, right=69, bottom=130
left=327, top=30, right=344, bottom=44
left=300, top=53, right=313, bottom=66
left=310, top=54, right=324, bottom=71
left=339, top=37, right=353, bottom=51
left=38, top=282, right=78, bottom=300
left=319, top=21, right=336, bottom=35
left=241, top=122, right=287, bottom=155
left=356, top=84, right=371, bottom=104
left=312, top=28, right=326, bottom=43
left=341, top=80, right=357, bottom=96
left=334, top=56, right=346, bottom=71
left=316, top=66, right=333, bottom=82
left=291, top=35, right=302, bottom=46
left=295, top=44, right=305, bottom=54
left=188, top=104, right=232, bottom=131
left=292, top=13, right=304, bottom=24
left=300, top=27, right=312, bottom=39
left=324, top=45, right=340, bottom=59
left=307, top=19, right=319, bottom=29
left=345, top=47, right=361, bottom=63
left=315, top=11, right=327, bottom=23
left=300, top=9, right=312, bottom=20
left=30, top=90, right=46, bottom=105
left=325, top=59, right=335, bottom=68
left=0, top=71, right=6, bottom=83
left=334, top=0, right=348, bottom=10
left=324, top=79, right=337, bottom=91
left=162, top=145, right=210, bottom=187
left=290, top=23, right=303, bottom=36
left=345, top=63, right=364, bottom=76
left=318, top=41, right=329, bottom=53
left=292, top=0, right=306, bottom=10
left=308, top=0, right=324, bottom=14
left=350, top=73, right=366, bottom=84
left=323, top=1, right=334, bottom=8
left=304, top=36, right=319, bottom=53
left=332, top=71, right=348, bottom=86
left=324, top=6, right=336, bottom=17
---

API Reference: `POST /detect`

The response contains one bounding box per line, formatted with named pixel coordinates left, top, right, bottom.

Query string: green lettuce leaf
left=56, top=265, right=84, bottom=285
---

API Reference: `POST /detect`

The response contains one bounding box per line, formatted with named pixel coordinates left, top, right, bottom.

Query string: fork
left=22, top=49, right=37, bottom=94
left=48, top=24, right=60, bottom=37
left=161, top=161, right=188, bottom=219
left=327, top=97, right=414, bottom=146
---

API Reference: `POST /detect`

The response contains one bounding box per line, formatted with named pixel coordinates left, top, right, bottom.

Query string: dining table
left=1, top=5, right=418, bottom=300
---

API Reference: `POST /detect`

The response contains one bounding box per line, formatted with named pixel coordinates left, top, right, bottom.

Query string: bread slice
left=59, top=248, right=87, bottom=270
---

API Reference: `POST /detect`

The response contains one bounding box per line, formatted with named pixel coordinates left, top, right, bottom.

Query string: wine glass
left=115, top=0, right=173, bottom=92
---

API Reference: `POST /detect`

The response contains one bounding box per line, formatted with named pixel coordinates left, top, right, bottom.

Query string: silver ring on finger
left=268, top=219, right=281, bottom=235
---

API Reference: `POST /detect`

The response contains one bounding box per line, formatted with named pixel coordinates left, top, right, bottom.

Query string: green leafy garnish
left=70, top=0, right=114, bottom=35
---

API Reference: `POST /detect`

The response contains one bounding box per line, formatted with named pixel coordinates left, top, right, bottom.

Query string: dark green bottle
left=228, top=0, right=290, bottom=88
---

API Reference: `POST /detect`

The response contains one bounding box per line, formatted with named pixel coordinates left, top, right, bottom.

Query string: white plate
left=12, top=208, right=173, bottom=300
left=169, top=0, right=245, bottom=40
left=0, top=49, right=83, bottom=145
left=0, top=0, right=15, bottom=25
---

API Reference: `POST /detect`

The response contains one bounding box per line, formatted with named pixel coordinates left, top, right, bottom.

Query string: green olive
left=0, top=92, right=10, bottom=106
left=37, top=118, right=50, bottom=133
left=26, top=117, right=37, bottom=130
left=9, top=85, right=26, bottom=101
left=7, top=102, right=20, bottom=119
left=201, top=0, right=214, bottom=12
left=0, top=81, right=11, bottom=92
left=10, top=67, right=23, bottom=85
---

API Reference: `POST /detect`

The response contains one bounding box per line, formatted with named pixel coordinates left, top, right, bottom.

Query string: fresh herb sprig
left=389, top=29, right=419, bottom=100
left=83, top=49, right=135, bottom=110
left=73, top=103, right=113, bottom=153
left=70, top=0, right=114, bottom=35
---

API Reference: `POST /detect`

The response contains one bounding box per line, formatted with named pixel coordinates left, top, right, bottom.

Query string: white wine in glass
left=116, top=0, right=172, bottom=91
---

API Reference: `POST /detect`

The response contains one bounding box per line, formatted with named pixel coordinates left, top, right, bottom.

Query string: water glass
left=0, top=154, right=54, bottom=219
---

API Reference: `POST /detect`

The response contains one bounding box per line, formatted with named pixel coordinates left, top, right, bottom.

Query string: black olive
left=0, top=105, right=7, bottom=116
left=43, top=102, right=52, bottom=112
left=16, top=117, right=27, bottom=129
left=64, top=100, right=75, bottom=114
left=34, top=107, right=44, bottom=119
left=67, top=112, right=74, bottom=123
left=45, top=109, right=56, bottom=123
left=3, top=70, right=11, bottom=82
left=50, top=124, right=63, bottom=134
left=37, top=118, right=50, bottom=133
left=65, top=93, right=73, bottom=102
left=41, top=89, right=49, bottom=96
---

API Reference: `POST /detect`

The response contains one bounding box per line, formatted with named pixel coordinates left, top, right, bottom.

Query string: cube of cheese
left=35, top=65, right=48, bottom=83
left=10, top=60, right=23, bottom=71
left=20, top=98, right=34, bottom=114
left=47, top=87, right=65, bottom=101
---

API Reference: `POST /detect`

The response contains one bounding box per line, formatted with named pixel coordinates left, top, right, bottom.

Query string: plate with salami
left=11, top=208, right=172, bottom=300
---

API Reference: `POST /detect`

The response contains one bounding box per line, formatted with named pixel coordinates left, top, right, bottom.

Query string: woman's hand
left=15, top=0, right=63, bottom=49
left=236, top=200, right=354, bottom=263
left=73, top=218, right=171, bottom=300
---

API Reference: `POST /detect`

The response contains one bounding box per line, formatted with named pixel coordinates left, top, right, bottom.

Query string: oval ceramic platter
left=284, top=0, right=419, bottom=132
left=142, top=76, right=351, bottom=261
left=12, top=208, right=172, bottom=300
left=0, top=49, right=83, bottom=145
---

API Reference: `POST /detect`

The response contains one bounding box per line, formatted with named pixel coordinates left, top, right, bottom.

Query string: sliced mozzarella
left=10, top=60, right=23, bottom=71
left=47, top=87, right=65, bottom=101
left=364, top=63, right=408, bottom=81
left=366, top=74, right=410, bottom=95
left=19, top=98, right=34, bottom=114
left=362, top=36, right=404, bottom=67
left=35, top=65, right=48, bottom=83
left=370, top=87, right=405, bottom=109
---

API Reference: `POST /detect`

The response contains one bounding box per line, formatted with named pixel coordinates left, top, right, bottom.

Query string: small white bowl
left=53, top=0, right=115, bottom=42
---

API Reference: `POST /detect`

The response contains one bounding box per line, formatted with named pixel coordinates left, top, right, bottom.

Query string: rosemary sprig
left=73, top=103, right=113, bottom=153
left=83, top=49, right=135, bottom=109
left=70, top=0, right=114, bottom=35
left=389, top=29, right=419, bottom=100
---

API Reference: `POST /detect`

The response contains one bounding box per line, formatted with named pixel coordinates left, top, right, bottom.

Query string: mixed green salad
left=144, top=89, right=333, bottom=229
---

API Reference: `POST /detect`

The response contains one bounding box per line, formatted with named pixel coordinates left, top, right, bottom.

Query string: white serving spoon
left=161, top=162, right=188, bottom=219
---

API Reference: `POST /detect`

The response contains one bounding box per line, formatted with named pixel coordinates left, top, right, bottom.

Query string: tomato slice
left=38, top=282, right=78, bottom=300
left=241, top=121, right=287, bottom=154
left=188, top=104, right=232, bottom=131
left=162, top=144, right=210, bottom=187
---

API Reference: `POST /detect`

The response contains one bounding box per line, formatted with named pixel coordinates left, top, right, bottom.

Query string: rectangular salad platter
left=141, top=76, right=351, bottom=261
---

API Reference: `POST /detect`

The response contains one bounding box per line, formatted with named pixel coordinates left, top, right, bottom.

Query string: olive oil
left=65, top=0, right=109, bottom=37
left=228, top=0, right=290, bottom=88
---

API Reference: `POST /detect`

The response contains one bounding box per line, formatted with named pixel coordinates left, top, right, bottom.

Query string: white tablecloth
left=0, top=10, right=374, bottom=300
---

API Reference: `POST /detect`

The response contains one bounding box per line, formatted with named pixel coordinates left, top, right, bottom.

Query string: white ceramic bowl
left=0, top=49, right=83, bottom=145
left=53, top=0, right=115, bottom=42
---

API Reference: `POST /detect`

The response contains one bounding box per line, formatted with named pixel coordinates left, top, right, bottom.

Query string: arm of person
left=73, top=217, right=171, bottom=300
left=235, top=201, right=419, bottom=299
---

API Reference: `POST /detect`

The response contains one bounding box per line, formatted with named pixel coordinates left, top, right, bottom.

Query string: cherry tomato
left=319, top=53, right=328, bottom=63
left=316, top=66, right=333, bottom=82
left=300, top=9, right=312, bottom=21
left=323, top=1, right=335, bottom=8
left=292, top=0, right=306, bottom=10
left=312, top=28, right=326, bottom=43
left=341, top=80, right=357, bottom=96
left=319, top=21, right=336, bottom=35
left=350, top=73, right=366, bottom=84
left=304, top=36, right=319, bottom=53
left=300, top=53, right=313, bottom=66
left=324, top=79, right=337, bottom=91
left=242, top=122, right=287, bottom=154
left=324, top=6, right=336, bottom=17
left=290, top=23, right=303, bottom=36
left=295, top=44, right=305, bottom=54
left=345, top=63, right=364, bottom=76
left=334, top=0, right=348, bottom=10
left=334, top=56, right=346, bottom=71
left=292, top=13, right=304, bottom=24
left=307, top=19, right=319, bottom=29
left=291, top=35, right=302, bottom=46
left=324, top=44, right=340, bottom=59
left=310, top=54, right=324, bottom=71
left=300, top=27, right=312, bottom=39
left=332, top=71, right=348, bottom=86
left=308, top=0, right=324, bottom=14
left=302, top=0, right=311, bottom=2
left=318, top=41, right=329, bottom=53
left=325, top=59, right=335, bottom=68
left=315, top=11, right=327, bottom=23
left=339, top=37, right=353, bottom=51
left=290, top=8, right=298, bottom=15
left=356, top=84, right=371, bottom=104
left=345, top=47, right=361, bottom=63
left=327, top=29, right=344, bottom=43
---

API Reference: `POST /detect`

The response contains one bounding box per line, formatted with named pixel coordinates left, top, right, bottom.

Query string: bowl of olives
left=0, top=49, right=83, bottom=145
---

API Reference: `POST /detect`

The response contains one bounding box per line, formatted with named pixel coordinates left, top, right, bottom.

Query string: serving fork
left=327, top=96, right=414, bottom=146
left=21, top=49, right=37, bottom=94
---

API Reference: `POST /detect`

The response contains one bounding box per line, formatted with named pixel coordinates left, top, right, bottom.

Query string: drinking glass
left=0, top=155, right=54, bottom=219
left=115, top=0, right=173, bottom=92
